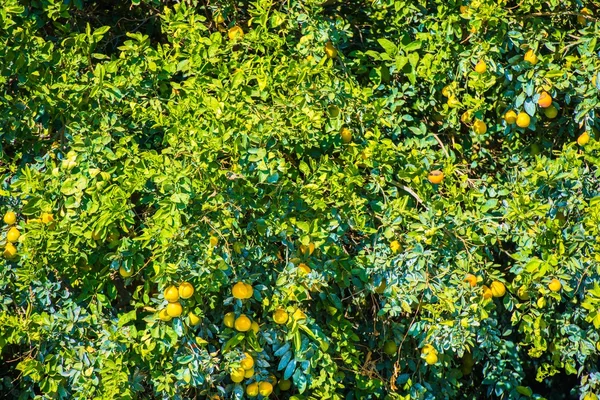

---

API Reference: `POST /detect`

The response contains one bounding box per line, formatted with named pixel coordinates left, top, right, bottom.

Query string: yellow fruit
left=447, top=96, right=460, bottom=108
left=179, top=282, right=194, bottom=299
left=298, top=263, right=311, bottom=274
left=241, top=353, right=254, bottom=370
left=383, top=341, right=398, bottom=356
left=490, top=281, right=506, bottom=297
left=166, top=302, right=183, bottom=317
left=441, top=85, right=451, bottom=98
left=235, top=314, right=252, bottom=332
left=246, top=382, right=259, bottom=397
left=210, top=236, right=219, bottom=246
left=251, top=321, right=260, bottom=334
left=537, top=296, right=547, bottom=308
left=224, top=312, right=235, bottom=328
left=6, top=227, right=20, bottom=243
left=278, top=379, right=292, bottom=391
left=244, top=368, right=254, bottom=378
left=548, top=279, right=562, bottom=292
left=538, top=91, right=552, bottom=108
left=390, top=240, right=401, bottom=253
left=516, top=112, right=531, bottom=128
left=232, top=282, right=249, bottom=299
left=524, top=49, right=538, bottom=65
left=474, top=60, right=486, bottom=73
left=230, top=367, right=245, bottom=383
left=482, top=285, right=493, bottom=299
left=188, top=312, right=201, bottom=325
left=325, top=41, right=337, bottom=58
left=428, top=170, right=444, bottom=184
left=228, top=26, right=244, bottom=41
left=424, top=352, right=438, bottom=365
left=460, top=5, right=468, bottom=14
left=461, top=110, right=472, bottom=124
left=3, top=242, right=17, bottom=258
left=158, top=308, right=172, bottom=321
left=164, top=285, right=180, bottom=302
left=544, top=105, right=558, bottom=119
left=578, top=132, right=590, bottom=146
left=243, top=283, right=254, bottom=299
left=464, top=274, right=477, bottom=287
left=517, top=286, right=530, bottom=300
left=258, top=382, right=273, bottom=397
left=119, top=267, right=133, bottom=277
left=41, top=213, right=54, bottom=224
left=3, top=211, right=16, bottom=225
left=473, top=119, right=487, bottom=134
left=340, top=127, right=352, bottom=143
left=273, top=309, right=289, bottom=324
left=504, top=110, right=517, bottom=124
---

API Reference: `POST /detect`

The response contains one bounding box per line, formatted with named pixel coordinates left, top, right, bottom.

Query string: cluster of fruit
left=157, top=282, right=198, bottom=323
left=2, top=211, right=20, bottom=258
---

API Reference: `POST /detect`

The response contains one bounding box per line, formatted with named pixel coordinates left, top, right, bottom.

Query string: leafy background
left=1, top=0, right=600, bottom=399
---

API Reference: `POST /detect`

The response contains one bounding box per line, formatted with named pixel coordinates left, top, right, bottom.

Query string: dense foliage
left=1, top=0, right=600, bottom=399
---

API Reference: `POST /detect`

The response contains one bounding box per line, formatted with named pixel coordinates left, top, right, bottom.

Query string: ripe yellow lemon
left=164, top=285, right=180, bottom=302
left=490, top=281, right=506, bottom=297
left=390, top=240, right=401, bottom=253
left=577, top=132, right=590, bottom=146
left=166, top=302, right=183, bottom=317
left=230, top=367, right=245, bottom=383
left=243, top=283, right=254, bottom=299
left=325, top=41, right=337, bottom=58
left=228, top=26, right=244, bottom=40
left=119, top=267, right=133, bottom=277
left=278, top=379, right=292, bottom=390
left=538, top=91, right=552, bottom=108
left=188, top=312, right=201, bottom=325
left=179, top=282, right=194, bottom=299
left=504, top=110, right=517, bottom=124
left=251, top=321, right=260, bottom=333
left=517, top=286, right=530, bottom=300
left=383, top=341, right=398, bottom=356
left=516, top=112, right=531, bottom=128
left=473, top=119, right=487, bottom=134
left=41, top=213, right=54, bottom=224
left=3, top=242, right=17, bottom=258
left=6, top=227, right=20, bottom=243
left=464, top=274, right=477, bottom=287
left=298, top=263, right=311, bottom=274
left=232, top=282, right=249, bottom=299
left=273, top=309, right=289, bottom=324
left=544, top=105, right=558, bottom=119
left=241, top=353, right=254, bottom=370
left=235, top=314, right=252, bottom=332
left=524, top=49, right=538, bottom=65
left=474, top=60, right=486, bottom=73
left=3, top=211, right=16, bottom=225
left=424, top=352, right=438, bottom=365
left=210, top=236, right=219, bottom=246
left=428, top=170, right=444, bottom=184
left=158, top=308, right=172, bottom=321
left=258, top=382, right=273, bottom=396
left=246, top=382, right=259, bottom=396
left=548, top=279, right=562, bottom=292
left=421, top=344, right=435, bottom=355
left=244, top=368, right=254, bottom=378
left=340, top=127, right=352, bottom=143
left=224, top=312, right=235, bottom=328
left=482, top=285, right=493, bottom=299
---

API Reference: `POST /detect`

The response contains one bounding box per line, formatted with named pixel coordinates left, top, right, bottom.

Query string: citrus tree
left=1, top=0, right=600, bottom=399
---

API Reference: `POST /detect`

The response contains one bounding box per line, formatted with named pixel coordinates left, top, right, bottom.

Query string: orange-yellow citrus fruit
left=244, top=368, right=254, bottom=378
left=258, top=382, right=273, bottom=397
left=578, top=132, right=590, bottom=146
left=482, top=285, right=493, bottom=299
left=340, top=127, right=352, bottom=143
left=41, top=213, right=53, bottom=224
left=164, top=285, right=180, bottom=302
left=325, top=41, right=337, bottom=58
left=3, top=243, right=17, bottom=258
left=228, top=26, right=244, bottom=40
left=473, top=119, right=487, bottom=134
left=273, top=309, right=289, bottom=324
left=474, top=60, right=486, bottom=73
left=235, top=314, right=252, bottom=332
left=425, top=352, right=438, bottom=365
left=3, top=211, right=16, bottom=225
left=538, top=91, right=552, bottom=108
left=246, top=382, right=259, bottom=396
left=390, top=240, right=401, bottom=253
left=548, top=279, right=562, bottom=292
left=464, top=274, right=477, bottom=287
left=516, top=112, right=531, bottom=128
left=179, top=282, right=194, bottom=299
left=251, top=321, right=260, bottom=333
left=6, top=227, right=20, bottom=243
left=230, top=367, right=245, bottom=383
left=224, top=312, right=235, bottom=328
left=428, top=170, right=444, bottom=184
left=158, top=308, right=172, bottom=321
left=241, top=353, right=254, bottom=370
left=504, top=110, right=517, bottom=124
left=232, top=282, right=249, bottom=299
left=524, top=49, right=538, bottom=65
left=166, top=302, right=183, bottom=317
